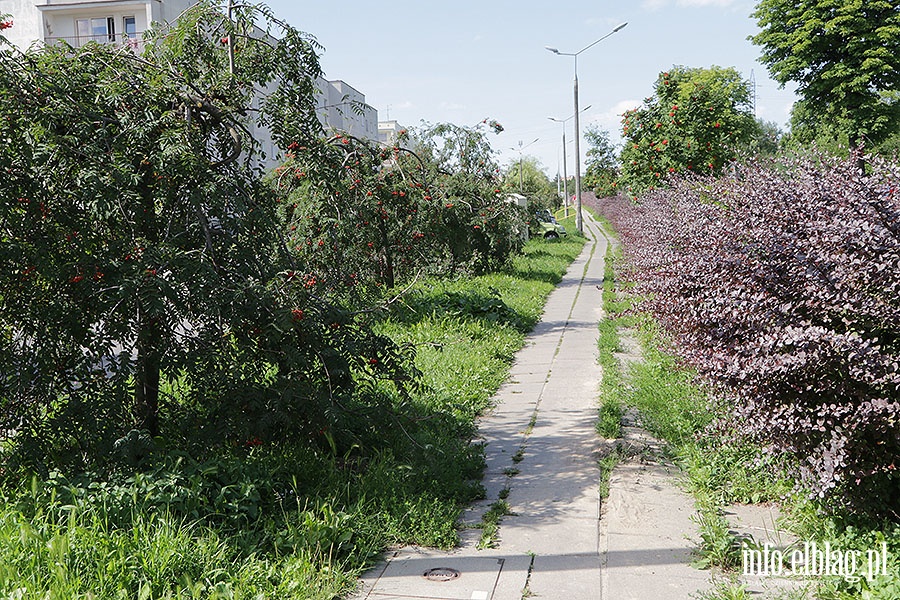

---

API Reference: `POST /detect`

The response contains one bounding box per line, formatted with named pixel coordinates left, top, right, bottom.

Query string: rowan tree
left=0, top=1, right=410, bottom=472
left=618, top=66, right=758, bottom=197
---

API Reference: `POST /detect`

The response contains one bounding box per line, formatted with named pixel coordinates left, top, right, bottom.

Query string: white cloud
left=755, top=99, right=794, bottom=128
left=589, top=99, right=642, bottom=129
left=583, top=99, right=642, bottom=145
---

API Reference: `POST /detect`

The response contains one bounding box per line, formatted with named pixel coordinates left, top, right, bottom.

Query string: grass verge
left=598, top=446, right=626, bottom=500
left=594, top=229, right=630, bottom=499
left=595, top=240, right=628, bottom=440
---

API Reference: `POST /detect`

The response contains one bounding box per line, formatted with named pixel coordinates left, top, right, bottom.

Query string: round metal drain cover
left=423, top=567, right=461, bottom=582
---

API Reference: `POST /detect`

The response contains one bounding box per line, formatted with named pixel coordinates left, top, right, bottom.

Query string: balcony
left=34, top=0, right=148, bottom=7
left=43, top=32, right=146, bottom=52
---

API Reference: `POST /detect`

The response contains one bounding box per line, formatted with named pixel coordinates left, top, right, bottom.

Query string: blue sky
left=266, top=0, right=798, bottom=176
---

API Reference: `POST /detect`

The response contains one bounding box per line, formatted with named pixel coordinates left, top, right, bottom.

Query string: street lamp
left=546, top=21, right=627, bottom=233
left=510, top=138, right=539, bottom=194
left=549, top=104, right=591, bottom=219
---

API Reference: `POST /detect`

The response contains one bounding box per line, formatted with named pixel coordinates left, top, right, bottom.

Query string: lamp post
left=546, top=22, right=627, bottom=233
left=549, top=104, right=591, bottom=219
left=510, top=138, right=539, bottom=194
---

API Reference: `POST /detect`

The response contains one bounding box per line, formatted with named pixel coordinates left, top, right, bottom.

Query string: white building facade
left=316, top=79, right=378, bottom=142
left=377, top=120, right=408, bottom=148
left=0, top=0, right=194, bottom=52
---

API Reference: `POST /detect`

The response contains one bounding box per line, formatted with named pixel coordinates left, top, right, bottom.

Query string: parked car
left=532, top=209, right=566, bottom=240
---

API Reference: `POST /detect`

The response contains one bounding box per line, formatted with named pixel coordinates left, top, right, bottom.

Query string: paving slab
left=356, top=547, right=533, bottom=600
left=528, top=553, right=602, bottom=599
left=600, top=459, right=713, bottom=599
left=598, top=404, right=714, bottom=599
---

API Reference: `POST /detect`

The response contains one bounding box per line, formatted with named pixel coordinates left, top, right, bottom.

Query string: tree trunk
left=849, top=107, right=867, bottom=175
left=378, top=219, right=395, bottom=289
left=134, top=170, right=161, bottom=437
left=134, top=304, right=161, bottom=437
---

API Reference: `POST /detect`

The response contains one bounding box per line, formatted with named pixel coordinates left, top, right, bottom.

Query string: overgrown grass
left=695, top=579, right=752, bottom=600
left=691, top=496, right=743, bottom=571
left=596, top=243, right=627, bottom=440
left=477, top=499, right=513, bottom=550
left=0, top=487, right=355, bottom=599
left=592, top=223, right=636, bottom=504
left=598, top=446, right=626, bottom=500
left=0, top=231, right=586, bottom=598
left=779, top=498, right=900, bottom=600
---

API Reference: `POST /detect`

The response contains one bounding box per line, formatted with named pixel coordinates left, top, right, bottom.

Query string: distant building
left=377, top=120, right=409, bottom=148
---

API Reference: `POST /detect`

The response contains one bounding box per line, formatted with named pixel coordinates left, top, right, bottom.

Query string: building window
left=76, top=17, right=116, bottom=45
left=123, top=16, right=136, bottom=39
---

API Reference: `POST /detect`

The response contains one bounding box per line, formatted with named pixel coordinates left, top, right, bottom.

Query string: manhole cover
left=423, top=567, right=461, bottom=582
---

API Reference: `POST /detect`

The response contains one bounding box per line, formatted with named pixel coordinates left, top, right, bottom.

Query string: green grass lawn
left=0, top=226, right=586, bottom=599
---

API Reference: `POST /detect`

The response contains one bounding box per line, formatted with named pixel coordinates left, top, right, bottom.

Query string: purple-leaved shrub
left=589, top=153, right=900, bottom=516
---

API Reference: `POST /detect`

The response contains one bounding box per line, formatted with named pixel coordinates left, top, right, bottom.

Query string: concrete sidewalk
left=351, top=213, right=709, bottom=599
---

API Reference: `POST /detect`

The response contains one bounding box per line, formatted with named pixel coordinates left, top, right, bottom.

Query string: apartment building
left=0, top=0, right=380, bottom=164
left=318, top=79, right=378, bottom=141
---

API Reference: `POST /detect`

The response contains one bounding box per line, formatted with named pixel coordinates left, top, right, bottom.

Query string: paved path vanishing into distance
left=351, top=211, right=712, bottom=600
